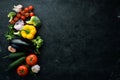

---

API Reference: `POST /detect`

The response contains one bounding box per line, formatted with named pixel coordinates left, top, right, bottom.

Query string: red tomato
left=20, top=11, right=25, bottom=15
left=28, top=5, right=34, bottom=11
left=17, top=65, right=28, bottom=77
left=16, top=13, right=21, bottom=18
left=21, top=16, right=26, bottom=20
left=30, top=12, right=34, bottom=17
left=14, top=17, right=19, bottom=22
left=24, top=13, right=29, bottom=17
left=26, top=54, right=38, bottom=66
left=10, top=20, right=15, bottom=24
left=24, top=7, right=29, bottom=12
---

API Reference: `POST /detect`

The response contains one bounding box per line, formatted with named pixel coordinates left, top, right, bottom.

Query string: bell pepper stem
left=21, top=30, right=30, bottom=34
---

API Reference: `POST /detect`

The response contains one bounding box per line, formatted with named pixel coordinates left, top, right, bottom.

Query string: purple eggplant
left=9, top=38, right=36, bottom=53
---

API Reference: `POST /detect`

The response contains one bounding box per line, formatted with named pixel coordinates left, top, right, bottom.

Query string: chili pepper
left=21, top=25, right=37, bottom=40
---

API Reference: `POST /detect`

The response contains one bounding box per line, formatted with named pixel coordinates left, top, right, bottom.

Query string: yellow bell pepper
left=21, top=25, right=37, bottom=40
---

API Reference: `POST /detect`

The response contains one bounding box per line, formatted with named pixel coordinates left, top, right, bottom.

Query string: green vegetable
left=5, top=25, right=15, bottom=40
left=5, top=32, right=14, bottom=40
left=7, top=56, right=26, bottom=71
left=26, top=16, right=41, bottom=27
left=32, top=36, right=43, bottom=53
left=8, top=12, right=16, bottom=22
left=3, top=52, right=26, bottom=59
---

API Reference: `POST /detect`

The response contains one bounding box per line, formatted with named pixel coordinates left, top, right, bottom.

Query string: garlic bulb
left=13, top=4, right=23, bottom=12
left=31, top=64, right=40, bottom=73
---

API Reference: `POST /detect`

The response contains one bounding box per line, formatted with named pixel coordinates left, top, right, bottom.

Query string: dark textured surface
left=0, top=0, right=120, bottom=80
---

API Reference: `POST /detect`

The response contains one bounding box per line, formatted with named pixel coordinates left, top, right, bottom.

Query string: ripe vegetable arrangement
left=4, top=4, right=43, bottom=77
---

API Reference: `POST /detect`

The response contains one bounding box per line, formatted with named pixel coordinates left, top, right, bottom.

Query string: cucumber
left=7, top=56, right=26, bottom=71
left=3, top=52, right=26, bottom=59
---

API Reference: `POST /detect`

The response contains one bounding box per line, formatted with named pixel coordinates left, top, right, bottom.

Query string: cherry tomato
left=16, top=13, right=21, bottom=18
left=21, top=16, right=26, bottom=20
left=24, top=13, right=29, bottom=18
left=20, top=11, right=25, bottom=15
left=30, top=12, right=34, bottom=17
left=26, top=54, right=38, bottom=66
left=10, top=20, right=15, bottom=24
left=17, top=65, right=28, bottom=77
left=24, top=7, right=29, bottom=12
left=28, top=5, right=34, bottom=11
left=14, top=17, right=19, bottom=22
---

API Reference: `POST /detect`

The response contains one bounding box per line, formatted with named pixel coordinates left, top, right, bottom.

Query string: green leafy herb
left=5, top=24, right=15, bottom=40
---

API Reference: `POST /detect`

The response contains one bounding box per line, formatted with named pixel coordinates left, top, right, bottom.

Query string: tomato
left=10, top=20, right=15, bottom=24
left=17, top=65, right=28, bottom=77
left=16, top=13, right=21, bottom=18
left=26, top=54, right=38, bottom=66
left=28, top=5, right=34, bottom=11
left=21, top=16, right=26, bottom=20
left=14, top=17, right=19, bottom=22
left=24, top=13, right=29, bottom=17
left=24, top=7, right=29, bottom=12
left=30, top=12, right=34, bottom=17
left=20, top=11, right=25, bottom=15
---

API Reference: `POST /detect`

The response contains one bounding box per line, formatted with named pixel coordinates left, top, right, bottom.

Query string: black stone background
left=0, top=0, right=120, bottom=80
